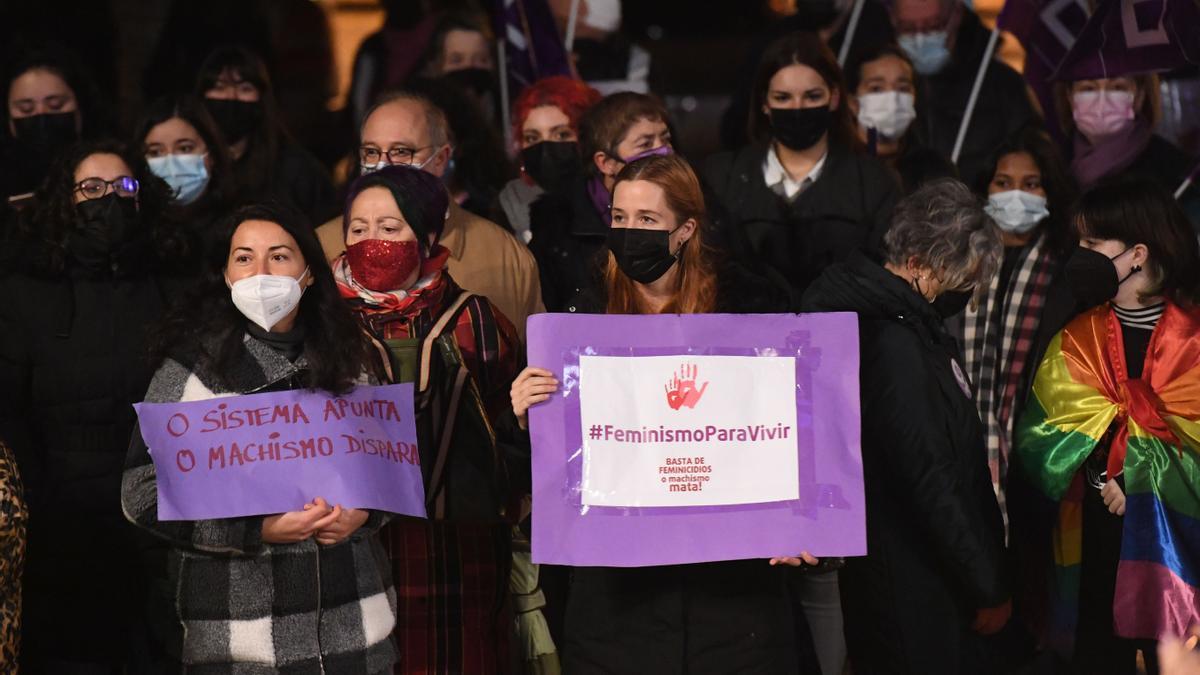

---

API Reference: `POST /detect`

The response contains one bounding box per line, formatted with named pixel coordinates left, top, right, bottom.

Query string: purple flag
left=998, top=0, right=1091, bottom=70
left=526, top=313, right=867, bottom=568
left=134, top=384, right=426, bottom=521
left=997, top=0, right=1092, bottom=138
left=492, top=0, right=574, bottom=97
left=1052, top=0, right=1200, bottom=80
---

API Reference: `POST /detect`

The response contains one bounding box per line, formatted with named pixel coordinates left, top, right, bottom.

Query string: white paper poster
left=578, top=354, right=800, bottom=508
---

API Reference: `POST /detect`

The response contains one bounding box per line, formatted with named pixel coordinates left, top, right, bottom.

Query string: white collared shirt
left=763, top=145, right=827, bottom=200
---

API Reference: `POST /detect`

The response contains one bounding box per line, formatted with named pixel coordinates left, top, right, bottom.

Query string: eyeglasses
left=359, top=145, right=434, bottom=167
left=74, top=176, right=140, bottom=200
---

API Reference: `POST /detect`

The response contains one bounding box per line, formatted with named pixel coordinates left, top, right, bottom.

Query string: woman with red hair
left=498, top=76, right=601, bottom=244
left=511, top=154, right=798, bottom=673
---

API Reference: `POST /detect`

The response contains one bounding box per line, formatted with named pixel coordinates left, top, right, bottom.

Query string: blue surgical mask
left=985, top=190, right=1050, bottom=234
left=899, top=31, right=951, bottom=75
left=148, top=153, right=210, bottom=205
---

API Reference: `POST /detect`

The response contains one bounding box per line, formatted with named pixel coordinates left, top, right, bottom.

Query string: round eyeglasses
left=74, top=176, right=140, bottom=200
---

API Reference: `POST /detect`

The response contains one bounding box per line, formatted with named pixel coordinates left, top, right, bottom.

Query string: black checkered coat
left=121, top=334, right=397, bottom=674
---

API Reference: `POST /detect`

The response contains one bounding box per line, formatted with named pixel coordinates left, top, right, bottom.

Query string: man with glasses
left=316, top=90, right=543, bottom=339
left=890, top=0, right=1035, bottom=188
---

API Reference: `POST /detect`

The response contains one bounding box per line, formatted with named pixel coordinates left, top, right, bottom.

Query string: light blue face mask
left=148, top=153, right=210, bottom=205
left=898, top=31, right=951, bottom=75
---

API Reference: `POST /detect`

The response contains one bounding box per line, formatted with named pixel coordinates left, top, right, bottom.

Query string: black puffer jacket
left=0, top=246, right=183, bottom=668
left=801, top=252, right=1007, bottom=675
left=703, top=141, right=899, bottom=300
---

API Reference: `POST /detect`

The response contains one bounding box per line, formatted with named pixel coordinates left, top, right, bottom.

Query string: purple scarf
left=587, top=176, right=612, bottom=225
left=1071, top=119, right=1153, bottom=189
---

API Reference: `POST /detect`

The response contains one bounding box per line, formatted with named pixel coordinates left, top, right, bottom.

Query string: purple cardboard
left=135, top=383, right=426, bottom=520
left=527, top=312, right=865, bottom=567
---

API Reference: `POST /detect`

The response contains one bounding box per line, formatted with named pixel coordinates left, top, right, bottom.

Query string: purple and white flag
left=1052, top=0, right=1200, bottom=80
left=492, top=0, right=574, bottom=98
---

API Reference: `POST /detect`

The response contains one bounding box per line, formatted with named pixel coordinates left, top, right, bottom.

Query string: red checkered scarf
left=334, top=244, right=452, bottom=315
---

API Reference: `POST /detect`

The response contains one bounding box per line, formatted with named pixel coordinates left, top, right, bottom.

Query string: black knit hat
left=342, top=165, right=449, bottom=255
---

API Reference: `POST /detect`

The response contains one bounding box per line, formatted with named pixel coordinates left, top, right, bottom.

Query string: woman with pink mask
left=1054, top=59, right=1198, bottom=224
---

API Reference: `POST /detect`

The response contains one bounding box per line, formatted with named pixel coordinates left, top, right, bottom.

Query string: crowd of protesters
left=2, top=0, right=1200, bottom=673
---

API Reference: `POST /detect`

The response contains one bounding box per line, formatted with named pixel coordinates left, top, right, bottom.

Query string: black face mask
left=12, top=112, right=79, bottom=186
left=1063, top=246, right=1135, bottom=310
left=12, top=111, right=79, bottom=154
left=607, top=226, right=681, bottom=284
left=442, top=67, right=498, bottom=126
left=769, top=105, right=831, bottom=152
left=933, top=289, right=973, bottom=318
left=203, top=98, right=261, bottom=144
left=72, top=193, right=140, bottom=267
left=521, top=141, right=581, bottom=193
left=441, top=67, right=496, bottom=98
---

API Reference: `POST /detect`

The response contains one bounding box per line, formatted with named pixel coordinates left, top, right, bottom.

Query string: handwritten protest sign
left=134, top=384, right=425, bottom=521
left=528, top=313, right=865, bottom=567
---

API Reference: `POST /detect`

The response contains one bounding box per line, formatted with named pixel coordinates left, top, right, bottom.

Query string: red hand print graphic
left=665, top=363, right=709, bottom=410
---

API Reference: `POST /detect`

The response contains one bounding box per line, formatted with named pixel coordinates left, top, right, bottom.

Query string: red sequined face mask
left=345, top=239, right=421, bottom=292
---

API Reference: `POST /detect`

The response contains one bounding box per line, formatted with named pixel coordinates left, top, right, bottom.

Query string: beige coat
left=317, top=201, right=544, bottom=340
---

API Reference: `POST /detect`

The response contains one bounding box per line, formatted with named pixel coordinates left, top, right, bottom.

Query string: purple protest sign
left=527, top=313, right=866, bottom=568
left=134, top=384, right=426, bottom=521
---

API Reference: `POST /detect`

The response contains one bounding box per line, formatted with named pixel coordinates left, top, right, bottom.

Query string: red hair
left=511, top=76, right=602, bottom=144
left=604, top=155, right=719, bottom=315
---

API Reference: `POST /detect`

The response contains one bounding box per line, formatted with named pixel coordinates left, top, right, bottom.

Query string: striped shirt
left=1112, top=302, right=1166, bottom=331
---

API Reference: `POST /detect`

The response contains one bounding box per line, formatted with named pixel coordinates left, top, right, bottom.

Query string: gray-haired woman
left=801, top=179, right=1011, bottom=675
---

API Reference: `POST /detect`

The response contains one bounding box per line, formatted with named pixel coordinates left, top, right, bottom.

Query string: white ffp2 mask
left=228, top=268, right=309, bottom=331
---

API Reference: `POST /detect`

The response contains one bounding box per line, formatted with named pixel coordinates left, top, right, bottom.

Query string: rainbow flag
left=1016, top=302, right=1200, bottom=651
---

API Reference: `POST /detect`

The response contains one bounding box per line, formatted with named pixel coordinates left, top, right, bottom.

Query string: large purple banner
left=527, top=313, right=866, bottom=568
left=134, top=384, right=426, bottom=521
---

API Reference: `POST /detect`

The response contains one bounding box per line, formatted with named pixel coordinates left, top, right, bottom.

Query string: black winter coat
left=801, top=252, right=1008, bottom=675
left=703, top=141, right=899, bottom=300
left=0, top=251, right=182, bottom=668
left=914, top=9, right=1037, bottom=189
left=557, top=264, right=796, bottom=674
left=527, top=176, right=609, bottom=312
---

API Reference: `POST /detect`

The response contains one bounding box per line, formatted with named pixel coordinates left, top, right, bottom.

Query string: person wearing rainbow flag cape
left=1016, top=176, right=1200, bottom=674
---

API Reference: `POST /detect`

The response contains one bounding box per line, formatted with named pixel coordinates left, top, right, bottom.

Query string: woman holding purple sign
left=511, top=153, right=802, bottom=674
left=121, top=202, right=399, bottom=673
